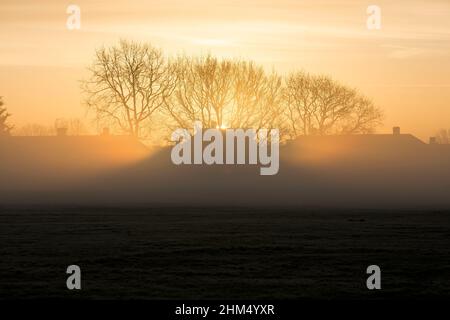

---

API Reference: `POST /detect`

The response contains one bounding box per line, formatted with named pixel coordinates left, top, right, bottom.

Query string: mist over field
left=2, top=133, right=450, bottom=209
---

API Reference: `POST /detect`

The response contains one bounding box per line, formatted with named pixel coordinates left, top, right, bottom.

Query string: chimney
left=429, top=137, right=437, bottom=145
left=102, top=127, right=110, bottom=136
left=56, top=127, right=68, bottom=137
left=393, top=127, right=401, bottom=135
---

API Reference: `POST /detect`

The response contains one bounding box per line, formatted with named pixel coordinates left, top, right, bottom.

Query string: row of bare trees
left=1, top=96, right=90, bottom=137
left=284, top=73, right=383, bottom=137
left=80, top=40, right=383, bottom=141
left=13, top=119, right=90, bottom=136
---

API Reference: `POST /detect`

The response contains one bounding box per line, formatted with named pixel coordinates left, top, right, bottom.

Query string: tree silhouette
left=14, top=118, right=90, bottom=136
left=83, top=42, right=384, bottom=142
left=0, top=97, right=13, bottom=136
left=163, top=55, right=284, bottom=132
left=284, top=71, right=383, bottom=137
left=164, top=55, right=235, bottom=130
left=82, top=40, right=178, bottom=139
left=14, top=123, right=53, bottom=136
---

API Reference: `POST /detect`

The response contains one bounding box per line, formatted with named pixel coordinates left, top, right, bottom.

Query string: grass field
left=0, top=207, right=449, bottom=299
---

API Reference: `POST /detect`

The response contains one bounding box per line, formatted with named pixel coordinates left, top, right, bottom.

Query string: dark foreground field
left=0, top=207, right=449, bottom=299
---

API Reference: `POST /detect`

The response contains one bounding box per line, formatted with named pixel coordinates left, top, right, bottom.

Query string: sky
left=1, top=0, right=450, bottom=141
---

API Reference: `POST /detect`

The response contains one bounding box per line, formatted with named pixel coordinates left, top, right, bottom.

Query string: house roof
left=0, top=134, right=148, bottom=157
left=0, top=135, right=150, bottom=188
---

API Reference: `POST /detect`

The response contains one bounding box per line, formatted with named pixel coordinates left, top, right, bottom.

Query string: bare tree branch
left=284, top=72, right=383, bottom=137
left=82, top=40, right=178, bottom=139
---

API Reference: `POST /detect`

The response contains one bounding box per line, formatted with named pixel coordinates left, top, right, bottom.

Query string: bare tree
left=283, top=72, right=318, bottom=136
left=284, top=72, right=383, bottom=137
left=164, top=55, right=235, bottom=130
left=436, top=129, right=450, bottom=144
left=230, top=61, right=284, bottom=131
left=164, top=55, right=284, bottom=133
left=82, top=40, right=178, bottom=139
left=0, top=97, right=13, bottom=136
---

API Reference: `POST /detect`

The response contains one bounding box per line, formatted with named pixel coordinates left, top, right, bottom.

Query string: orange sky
left=1, top=0, right=450, bottom=141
